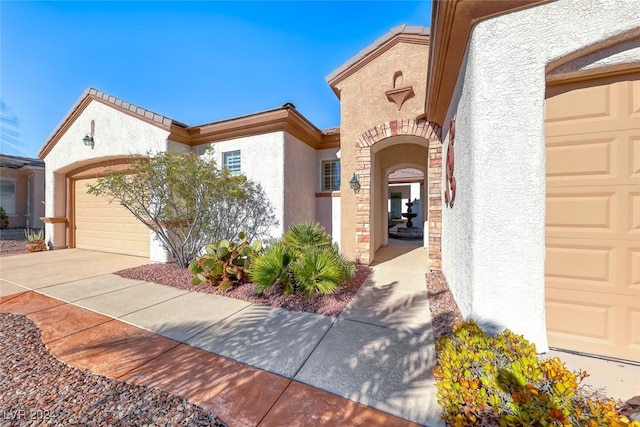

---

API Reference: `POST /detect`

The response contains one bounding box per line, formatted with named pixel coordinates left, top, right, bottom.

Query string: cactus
left=189, top=232, right=263, bottom=291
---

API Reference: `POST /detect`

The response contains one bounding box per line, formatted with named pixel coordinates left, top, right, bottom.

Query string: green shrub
left=250, top=222, right=355, bottom=297
left=434, top=320, right=639, bottom=426
left=290, top=248, right=355, bottom=297
left=251, top=242, right=294, bottom=295
left=189, top=232, right=262, bottom=291
left=0, top=207, right=9, bottom=229
left=282, top=222, right=332, bottom=253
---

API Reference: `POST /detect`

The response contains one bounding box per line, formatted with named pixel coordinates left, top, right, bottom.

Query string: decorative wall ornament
left=444, top=119, right=456, bottom=208
left=385, top=71, right=414, bottom=111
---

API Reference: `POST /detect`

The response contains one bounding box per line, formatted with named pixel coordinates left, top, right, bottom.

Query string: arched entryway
left=353, top=119, right=441, bottom=267
left=386, top=166, right=425, bottom=243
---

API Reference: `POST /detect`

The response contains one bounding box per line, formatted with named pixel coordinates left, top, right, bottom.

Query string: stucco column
left=42, top=172, right=67, bottom=249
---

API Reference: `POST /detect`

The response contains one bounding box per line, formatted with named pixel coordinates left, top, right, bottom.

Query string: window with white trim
left=0, top=178, right=16, bottom=215
left=321, top=159, right=340, bottom=192
left=223, top=150, right=241, bottom=176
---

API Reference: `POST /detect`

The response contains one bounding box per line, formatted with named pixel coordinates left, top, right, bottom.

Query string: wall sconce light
left=349, top=173, right=361, bottom=193
left=82, top=134, right=94, bottom=149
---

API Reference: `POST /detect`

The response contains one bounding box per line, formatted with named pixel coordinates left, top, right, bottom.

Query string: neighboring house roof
left=327, top=24, right=430, bottom=97
left=0, top=154, right=45, bottom=170
left=38, top=88, right=340, bottom=159
left=389, top=168, right=424, bottom=183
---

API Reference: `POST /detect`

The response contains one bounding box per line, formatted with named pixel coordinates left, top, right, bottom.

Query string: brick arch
left=353, top=119, right=443, bottom=270
left=356, top=119, right=441, bottom=148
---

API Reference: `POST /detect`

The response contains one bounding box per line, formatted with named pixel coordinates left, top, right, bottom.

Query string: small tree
left=88, top=151, right=277, bottom=268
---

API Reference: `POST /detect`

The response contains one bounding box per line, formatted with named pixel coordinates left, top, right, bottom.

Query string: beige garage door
left=75, top=177, right=150, bottom=257
left=545, top=71, right=640, bottom=361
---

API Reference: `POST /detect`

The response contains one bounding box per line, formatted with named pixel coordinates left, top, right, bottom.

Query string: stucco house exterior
left=424, top=0, right=639, bottom=362
left=38, top=24, right=433, bottom=265
left=38, top=92, right=340, bottom=262
left=0, top=154, right=45, bottom=229
left=38, top=4, right=638, bottom=365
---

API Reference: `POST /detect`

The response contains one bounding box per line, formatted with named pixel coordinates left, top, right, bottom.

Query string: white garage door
left=545, top=71, right=640, bottom=361
left=75, top=177, right=150, bottom=258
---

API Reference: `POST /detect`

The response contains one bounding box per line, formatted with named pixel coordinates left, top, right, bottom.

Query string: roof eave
left=38, top=88, right=181, bottom=159
left=327, top=25, right=430, bottom=96
left=424, top=0, right=551, bottom=127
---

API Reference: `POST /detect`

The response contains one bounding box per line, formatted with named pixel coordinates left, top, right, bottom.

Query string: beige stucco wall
left=283, top=134, right=317, bottom=231
left=315, top=148, right=341, bottom=244
left=335, top=40, right=429, bottom=261
left=199, top=131, right=286, bottom=239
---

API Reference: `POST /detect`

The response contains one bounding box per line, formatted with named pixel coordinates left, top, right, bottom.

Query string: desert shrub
left=250, top=222, right=355, bottom=297
left=189, top=232, right=262, bottom=291
left=0, top=207, right=8, bottom=229
left=88, top=150, right=277, bottom=268
left=434, top=319, right=639, bottom=426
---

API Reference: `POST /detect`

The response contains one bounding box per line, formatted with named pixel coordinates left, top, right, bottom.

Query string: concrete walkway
left=0, top=245, right=443, bottom=426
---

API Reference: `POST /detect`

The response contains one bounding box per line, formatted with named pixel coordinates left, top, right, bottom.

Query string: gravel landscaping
left=117, top=262, right=373, bottom=317
left=0, top=229, right=29, bottom=255
left=0, top=312, right=226, bottom=427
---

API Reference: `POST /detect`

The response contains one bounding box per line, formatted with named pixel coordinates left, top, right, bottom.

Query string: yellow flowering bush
left=433, top=319, right=639, bottom=426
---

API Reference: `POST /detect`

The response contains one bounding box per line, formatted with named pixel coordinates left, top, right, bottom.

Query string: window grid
left=321, top=160, right=340, bottom=192
left=223, top=150, right=241, bottom=176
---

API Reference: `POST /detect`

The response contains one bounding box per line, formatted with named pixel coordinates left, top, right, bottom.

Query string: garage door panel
left=629, top=308, right=640, bottom=352
left=546, top=186, right=636, bottom=240
left=546, top=237, right=638, bottom=294
left=546, top=83, right=615, bottom=124
left=632, top=136, right=640, bottom=178
left=546, top=74, right=639, bottom=137
left=631, top=191, right=640, bottom=234
left=630, top=78, right=640, bottom=118
left=546, top=189, right=614, bottom=232
left=75, top=177, right=149, bottom=258
left=546, top=136, right=613, bottom=181
left=545, top=71, right=639, bottom=361
left=546, top=290, right=639, bottom=360
left=630, top=248, right=640, bottom=289
left=546, top=240, right=617, bottom=288
left=547, top=133, right=638, bottom=187
left=546, top=288, right=615, bottom=343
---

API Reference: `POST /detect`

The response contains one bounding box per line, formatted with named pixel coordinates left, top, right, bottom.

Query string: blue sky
left=1, top=1, right=431, bottom=158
